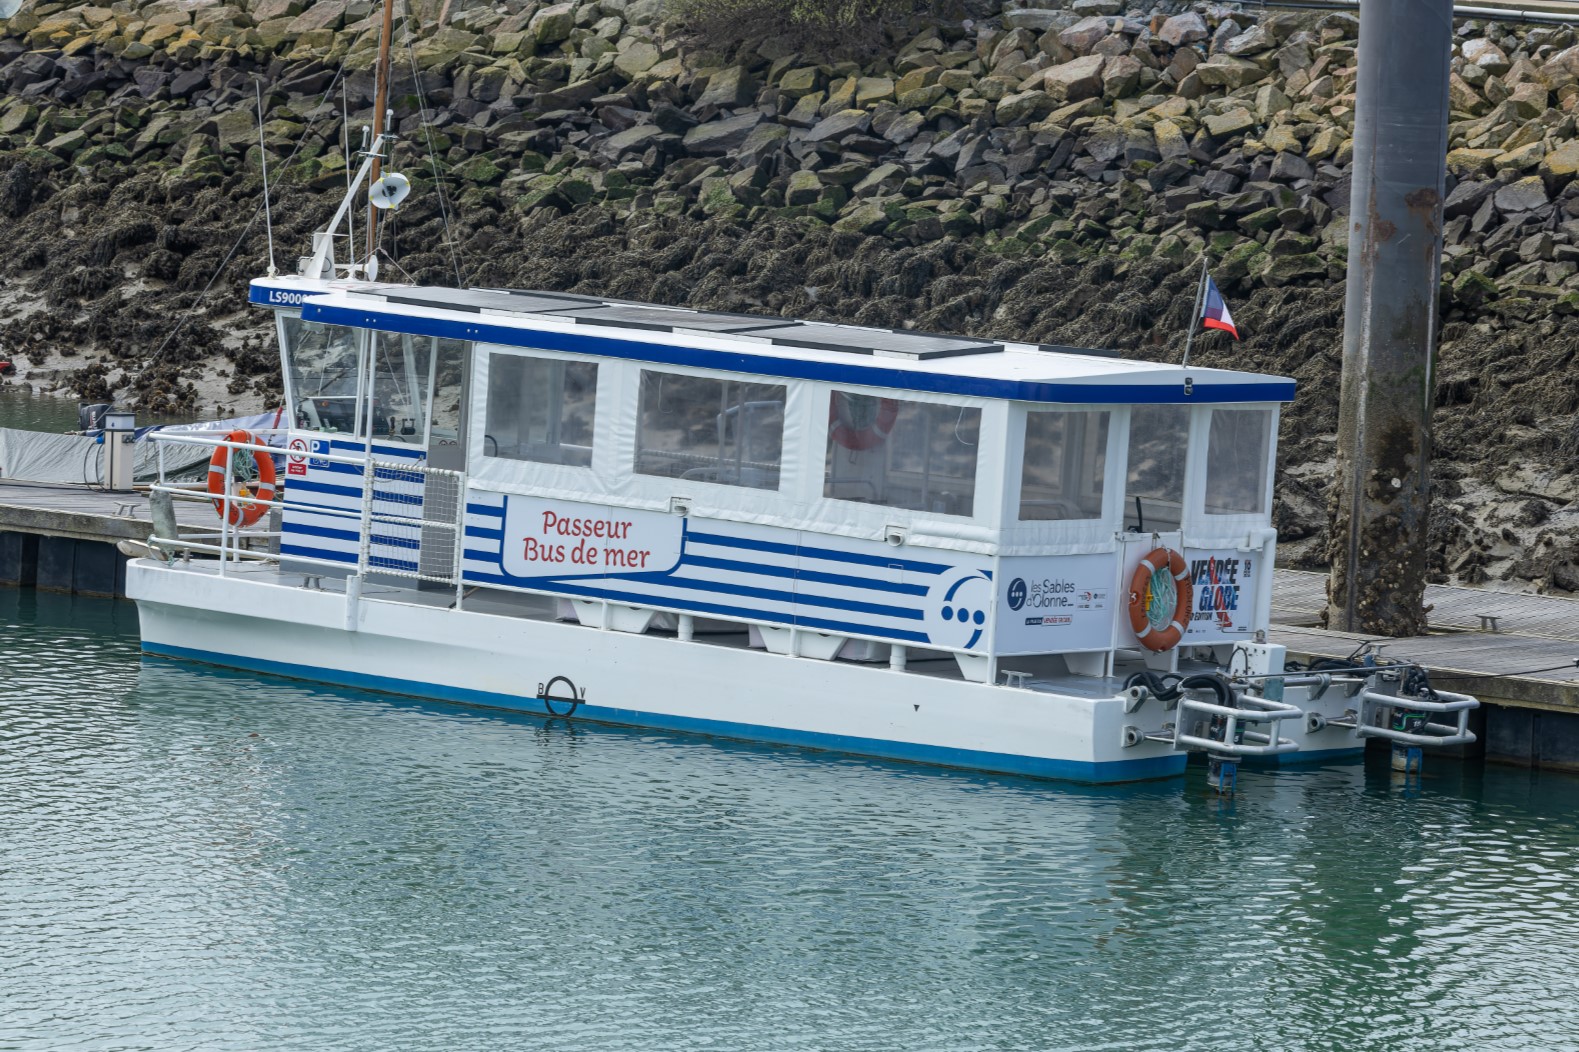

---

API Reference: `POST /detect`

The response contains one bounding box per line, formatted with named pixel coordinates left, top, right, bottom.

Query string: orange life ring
left=829, top=393, right=899, bottom=451
left=1127, top=546, right=1192, bottom=652
left=207, top=429, right=277, bottom=528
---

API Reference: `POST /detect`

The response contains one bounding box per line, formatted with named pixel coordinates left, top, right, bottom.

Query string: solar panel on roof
left=379, top=288, right=593, bottom=315
left=1039, top=344, right=1121, bottom=359
left=557, top=304, right=791, bottom=334
left=747, top=323, right=1001, bottom=360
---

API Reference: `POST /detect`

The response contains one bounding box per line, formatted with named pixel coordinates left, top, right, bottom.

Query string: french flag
left=1200, top=275, right=1239, bottom=339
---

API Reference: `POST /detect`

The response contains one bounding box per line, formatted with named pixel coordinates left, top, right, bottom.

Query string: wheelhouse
left=256, top=279, right=1293, bottom=685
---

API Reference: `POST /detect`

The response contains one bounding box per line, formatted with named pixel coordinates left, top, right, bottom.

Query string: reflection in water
left=3, top=589, right=1579, bottom=1051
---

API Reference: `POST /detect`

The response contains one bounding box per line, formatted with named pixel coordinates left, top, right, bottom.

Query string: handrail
left=1356, top=688, right=1479, bottom=748
left=1174, top=692, right=1303, bottom=757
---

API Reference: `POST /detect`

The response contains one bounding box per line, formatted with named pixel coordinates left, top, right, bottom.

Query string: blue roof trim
left=298, top=300, right=1296, bottom=405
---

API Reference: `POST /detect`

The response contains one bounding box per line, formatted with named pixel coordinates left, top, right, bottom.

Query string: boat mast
left=364, top=0, right=396, bottom=268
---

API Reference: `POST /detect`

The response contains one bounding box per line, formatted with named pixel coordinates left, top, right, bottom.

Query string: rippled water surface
left=5, top=589, right=1579, bottom=1051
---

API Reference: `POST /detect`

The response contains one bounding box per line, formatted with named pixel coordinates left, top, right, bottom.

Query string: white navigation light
left=369, top=172, right=410, bottom=210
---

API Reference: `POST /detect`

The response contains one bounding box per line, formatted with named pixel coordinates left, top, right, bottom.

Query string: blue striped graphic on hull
left=681, top=554, right=928, bottom=596
left=284, top=521, right=421, bottom=551
left=458, top=570, right=931, bottom=642
left=287, top=478, right=425, bottom=505
left=685, top=529, right=951, bottom=574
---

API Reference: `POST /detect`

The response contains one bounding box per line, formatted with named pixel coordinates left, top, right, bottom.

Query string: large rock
left=412, top=27, right=483, bottom=69
left=1042, top=54, right=1106, bottom=102
left=613, top=41, right=660, bottom=77
left=1444, top=178, right=1494, bottom=217
left=285, top=0, right=347, bottom=33
left=1262, top=253, right=1327, bottom=286
left=528, top=3, right=575, bottom=46
left=696, top=66, right=755, bottom=109
left=1152, top=118, right=1190, bottom=160
left=1158, top=12, right=1208, bottom=47
left=1004, top=8, right=1071, bottom=31
left=1222, top=25, right=1275, bottom=56
left=996, top=89, right=1056, bottom=125
left=1194, top=56, right=1267, bottom=89
left=1102, top=55, right=1141, bottom=98
left=1541, top=140, right=1579, bottom=187
left=804, top=109, right=871, bottom=143
left=1495, top=175, right=1550, bottom=213
left=1462, top=38, right=1511, bottom=75
left=1202, top=107, right=1256, bottom=138
left=1270, top=150, right=1314, bottom=182
left=682, top=112, right=762, bottom=154
left=253, top=0, right=303, bottom=19
left=1058, top=15, right=1112, bottom=54
left=786, top=169, right=821, bottom=206
left=597, top=124, right=663, bottom=160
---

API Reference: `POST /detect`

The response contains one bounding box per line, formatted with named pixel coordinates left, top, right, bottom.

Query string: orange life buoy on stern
left=207, top=429, right=277, bottom=528
left=829, top=393, right=900, bottom=451
left=1127, top=546, right=1192, bottom=652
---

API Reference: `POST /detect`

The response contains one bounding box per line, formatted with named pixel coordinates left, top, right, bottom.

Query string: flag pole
left=1181, top=254, right=1208, bottom=371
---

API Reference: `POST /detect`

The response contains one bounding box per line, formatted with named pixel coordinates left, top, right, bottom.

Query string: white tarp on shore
left=0, top=409, right=285, bottom=485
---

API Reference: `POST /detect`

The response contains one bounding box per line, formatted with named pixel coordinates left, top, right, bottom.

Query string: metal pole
left=365, top=0, right=396, bottom=265
left=1181, top=255, right=1207, bottom=371
left=1327, top=0, right=1452, bottom=636
left=255, top=80, right=276, bottom=277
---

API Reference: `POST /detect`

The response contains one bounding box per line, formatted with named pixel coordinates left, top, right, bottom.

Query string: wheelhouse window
left=824, top=392, right=980, bottom=517
left=1204, top=408, right=1273, bottom=515
left=367, top=332, right=469, bottom=444
left=1125, top=403, right=1189, bottom=532
left=282, top=318, right=360, bottom=433
left=485, top=354, right=598, bottom=467
left=635, top=370, right=785, bottom=490
left=1019, top=409, right=1109, bottom=521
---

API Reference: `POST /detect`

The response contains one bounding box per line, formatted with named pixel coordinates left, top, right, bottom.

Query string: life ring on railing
left=207, top=429, right=277, bottom=528
left=1127, top=546, right=1192, bottom=652
left=829, top=393, right=900, bottom=451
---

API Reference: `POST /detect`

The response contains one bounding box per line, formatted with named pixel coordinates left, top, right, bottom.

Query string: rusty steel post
left=1326, top=0, right=1453, bottom=636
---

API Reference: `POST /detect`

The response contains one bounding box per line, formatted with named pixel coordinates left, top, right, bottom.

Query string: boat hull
left=128, top=560, right=1187, bottom=784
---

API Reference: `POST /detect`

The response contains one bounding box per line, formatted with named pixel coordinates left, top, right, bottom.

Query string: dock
left=0, top=480, right=213, bottom=597
left=3, top=478, right=1578, bottom=769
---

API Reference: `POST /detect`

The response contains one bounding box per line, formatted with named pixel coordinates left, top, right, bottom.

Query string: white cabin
left=253, top=277, right=1293, bottom=687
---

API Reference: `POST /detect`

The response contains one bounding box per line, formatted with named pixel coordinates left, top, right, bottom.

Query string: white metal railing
left=1173, top=693, right=1303, bottom=757
left=147, top=431, right=467, bottom=597
left=143, top=430, right=997, bottom=665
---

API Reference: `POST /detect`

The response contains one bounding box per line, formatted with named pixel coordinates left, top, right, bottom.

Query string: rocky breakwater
left=3, top=0, right=1579, bottom=592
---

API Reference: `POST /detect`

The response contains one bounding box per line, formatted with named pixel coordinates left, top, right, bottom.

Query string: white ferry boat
left=126, top=134, right=1478, bottom=788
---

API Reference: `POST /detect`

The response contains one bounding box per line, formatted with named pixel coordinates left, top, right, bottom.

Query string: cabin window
left=367, top=332, right=468, bottom=444
left=1204, top=408, right=1273, bottom=515
left=635, top=370, right=785, bottom=490
left=824, top=392, right=980, bottom=517
left=1125, top=404, right=1189, bottom=532
left=484, top=353, right=598, bottom=467
left=1019, top=410, right=1109, bottom=521
left=282, top=318, right=360, bottom=433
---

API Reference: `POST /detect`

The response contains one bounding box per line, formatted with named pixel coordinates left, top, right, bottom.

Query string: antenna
left=255, top=79, right=277, bottom=277
left=369, top=172, right=410, bottom=210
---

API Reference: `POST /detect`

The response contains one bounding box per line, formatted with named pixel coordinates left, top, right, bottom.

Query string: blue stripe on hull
left=140, top=641, right=1186, bottom=784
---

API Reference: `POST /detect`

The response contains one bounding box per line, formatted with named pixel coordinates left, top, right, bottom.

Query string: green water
left=4, top=588, right=1579, bottom=1051
left=0, top=387, right=202, bottom=433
